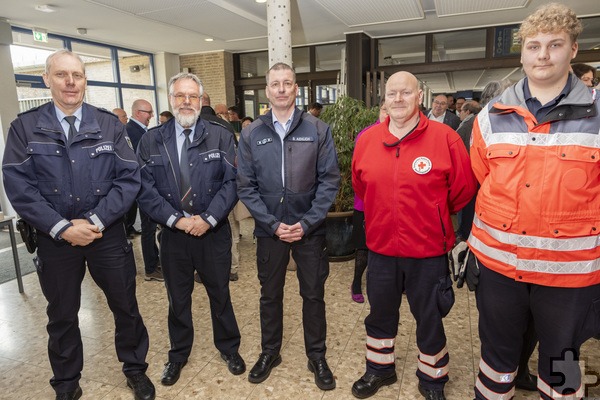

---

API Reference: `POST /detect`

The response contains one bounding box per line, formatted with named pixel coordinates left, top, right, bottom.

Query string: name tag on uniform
left=204, top=151, right=221, bottom=161
left=290, top=136, right=314, bottom=142
left=95, top=144, right=114, bottom=153
left=257, top=137, right=273, bottom=146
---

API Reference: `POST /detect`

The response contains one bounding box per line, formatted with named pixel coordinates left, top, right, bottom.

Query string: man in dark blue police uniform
left=136, top=72, right=245, bottom=387
left=2, top=50, right=155, bottom=400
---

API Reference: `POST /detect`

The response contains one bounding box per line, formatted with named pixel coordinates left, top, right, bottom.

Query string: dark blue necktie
left=64, top=115, right=77, bottom=145
left=180, top=129, right=193, bottom=214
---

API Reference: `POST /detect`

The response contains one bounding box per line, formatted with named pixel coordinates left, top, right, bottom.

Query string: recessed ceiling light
left=204, top=38, right=214, bottom=42
left=255, top=0, right=267, bottom=3
left=35, top=4, right=56, bottom=13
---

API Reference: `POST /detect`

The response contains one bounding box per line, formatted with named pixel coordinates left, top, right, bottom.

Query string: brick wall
left=179, top=51, right=235, bottom=109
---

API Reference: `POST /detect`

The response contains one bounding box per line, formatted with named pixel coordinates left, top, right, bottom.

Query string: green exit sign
left=33, top=30, right=48, bottom=43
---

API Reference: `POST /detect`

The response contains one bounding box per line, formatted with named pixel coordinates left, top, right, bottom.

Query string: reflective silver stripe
left=50, top=219, right=71, bottom=239
left=473, top=215, right=600, bottom=252
left=206, top=215, right=218, bottom=227
left=477, top=106, right=600, bottom=149
left=167, top=215, right=178, bottom=228
left=419, top=346, right=448, bottom=366
left=366, top=349, right=395, bottom=365
left=417, top=359, right=449, bottom=379
left=88, top=213, right=104, bottom=231
left=537, top=377, right=584, bottom=399
left=475, top=377, right=515, bottom=400
left=478, top=359, right=517, bottom=383
left=366, top=336, right=395, bottom=350
left=469, top=233, right=600, bottom=275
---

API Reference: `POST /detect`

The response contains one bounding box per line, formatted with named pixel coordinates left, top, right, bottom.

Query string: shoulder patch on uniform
left=125, top=136, right=134, bottom=150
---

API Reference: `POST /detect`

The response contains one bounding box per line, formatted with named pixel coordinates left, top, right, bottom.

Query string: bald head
left=202, top=92, right=211, bottom=106
left=131, top=99, right=153, bottom=127
left=112, top=108, right=128, bottom=125
left=384, top=71, right=422, bottom=127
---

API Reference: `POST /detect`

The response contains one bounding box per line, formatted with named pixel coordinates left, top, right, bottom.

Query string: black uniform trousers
left=36, top=222, right=149, bottom=394
left=139, top=208, right=159, bottom=274
left=160, top=222, right=241, bottom=362
left=475, top=263, right=600, bottom=400
left=256, top=234, right=329, bottom=360
left=365, top=252, right=454, bottom=390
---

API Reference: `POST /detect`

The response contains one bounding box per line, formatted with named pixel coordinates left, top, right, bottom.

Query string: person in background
left=159, top=110, right=174, bottom=124
left=446, top=94, right=456, bottom=112
left=2, top=49, right=155, bottom=400
left=215, top=104, right=230, bottom=120
left=124, top=99, right=153, bottom=239
left=463, top=4, right=600, bottom=399
left=427, top=94, right=461, bottom=130
left=237, top=62, right=340, bottom=391
left=351, top=71, right=476, bottom=400
left=112, top=107, right=128, bottom=125
left=308, top=102, right=323, bottom=118
left=351, top=98, right=387, bottom=304
left=571, top=62, right=597, bottom=88
left=136, top=72, right=245, bottom=387
left=454, top=97, right=466, bottom=116
left=241, top=116, right=254, bottom=129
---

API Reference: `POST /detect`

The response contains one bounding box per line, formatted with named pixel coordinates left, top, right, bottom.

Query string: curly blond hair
left=518, top=3, right=582, bottom=42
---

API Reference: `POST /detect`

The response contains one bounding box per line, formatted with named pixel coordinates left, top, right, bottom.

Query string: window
left=378, top=35, right=426, bottom=66
left=239, top=51, right=269, bottom=78
left=432, top=29, right=486, bottom=62
left=11, top=27, right=157, bottom=115
left=315, top=43, right=344, bottom=71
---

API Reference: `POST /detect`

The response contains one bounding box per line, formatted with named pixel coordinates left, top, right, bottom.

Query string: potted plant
left=320, top=96, right=380, bottom=260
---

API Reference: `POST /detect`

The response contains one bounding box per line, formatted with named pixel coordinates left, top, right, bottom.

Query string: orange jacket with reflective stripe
left=468, top=76, right=600, bottom=288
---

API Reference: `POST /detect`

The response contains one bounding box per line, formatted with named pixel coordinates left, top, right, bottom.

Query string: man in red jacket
left=351, top=71, right=477, bottom=400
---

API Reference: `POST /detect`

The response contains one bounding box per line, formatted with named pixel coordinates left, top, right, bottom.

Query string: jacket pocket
left=484, top=144, right=520, bottom=184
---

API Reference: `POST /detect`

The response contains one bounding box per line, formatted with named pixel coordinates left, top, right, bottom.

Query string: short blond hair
left=518, top=3, right=582, bottom=43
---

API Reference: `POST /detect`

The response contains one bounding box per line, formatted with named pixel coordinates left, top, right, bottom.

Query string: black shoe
left=229, top=272, right=239, bottom=281
left=308, top=358, right=336, bottom=390
left=56, top=386, right=82, bottom=400
left=126, top=373, right=156, bottom=400
left=248, top=353, right=282, bottom=383
left=515, top=372, right=537, bottom=391
left=221, top=352, right=246, bottom=375
left=351, top=372, right=397, bottom=399
left=161, top=361, right=186, bottom=386
left=418, top=384, right=446, bottom=400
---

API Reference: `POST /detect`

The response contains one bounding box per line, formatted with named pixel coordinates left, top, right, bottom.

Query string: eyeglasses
left=138, top=109, right=153, bottom=115
left=171, top=94, right=201, bottom=102
left=433, top=101, right=447, bottom=106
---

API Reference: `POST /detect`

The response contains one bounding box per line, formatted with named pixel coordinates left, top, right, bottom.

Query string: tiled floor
left=0, top=218, right=598, bottom=399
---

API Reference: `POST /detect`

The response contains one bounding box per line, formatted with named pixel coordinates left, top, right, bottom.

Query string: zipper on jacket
left=436, top=204, right=447, bottom=252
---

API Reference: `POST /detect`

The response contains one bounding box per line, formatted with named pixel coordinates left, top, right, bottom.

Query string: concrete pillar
left=267, top=0, right=292, bottom=67
left=153, top=52, right=180, bottom=113
left=0, top=18, right=19, bottom=218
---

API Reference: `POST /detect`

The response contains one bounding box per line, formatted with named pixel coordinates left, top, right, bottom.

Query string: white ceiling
left=3, top=0, right=600, bottom=92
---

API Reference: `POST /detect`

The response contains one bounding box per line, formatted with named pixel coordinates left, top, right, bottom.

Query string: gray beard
left=174, top=111, right=199, bottom=128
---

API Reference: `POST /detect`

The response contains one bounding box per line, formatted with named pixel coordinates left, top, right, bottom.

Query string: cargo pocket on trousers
left=436, top=275, right=455, bottom=318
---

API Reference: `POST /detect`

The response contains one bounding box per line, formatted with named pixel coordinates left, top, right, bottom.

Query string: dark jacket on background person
left=126, top=118, right=146, bottom=151
left=136, top=117, right=237, bottom=230
left=236, top=108, right=340, bottom=237
left=2, top=101, right=140, bottom=238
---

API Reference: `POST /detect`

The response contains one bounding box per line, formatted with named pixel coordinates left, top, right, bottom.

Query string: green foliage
left=321, top=96, right=380, bottom=212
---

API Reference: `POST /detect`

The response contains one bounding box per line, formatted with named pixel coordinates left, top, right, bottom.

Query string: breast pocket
left=27, top=142, right=64, bottom=181
left=485, top=144, right=520, bottom=185
left=287, top=139, right=317, bottom=193
left=87, top=142, right=116, bottom=181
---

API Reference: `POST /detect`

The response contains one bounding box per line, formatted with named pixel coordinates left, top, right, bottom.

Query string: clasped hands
left=62, top=219, right=102, bottom=246
left=276, top=222, right=304, bottom=243
left=175, top=215, right=210, bottom=236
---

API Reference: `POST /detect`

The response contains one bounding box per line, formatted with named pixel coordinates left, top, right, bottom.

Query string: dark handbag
left=16, top=218, right=37, bottom=254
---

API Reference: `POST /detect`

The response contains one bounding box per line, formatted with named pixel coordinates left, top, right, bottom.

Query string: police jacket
left=136, top=117, right=237, bottom=230
left=352, top=113, right=477, bottom=258
left=469, top=75, right=600, bottom=288
left=2, top=102, right=140, bottom=239
left=236, top=108, right=340, bottom=237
